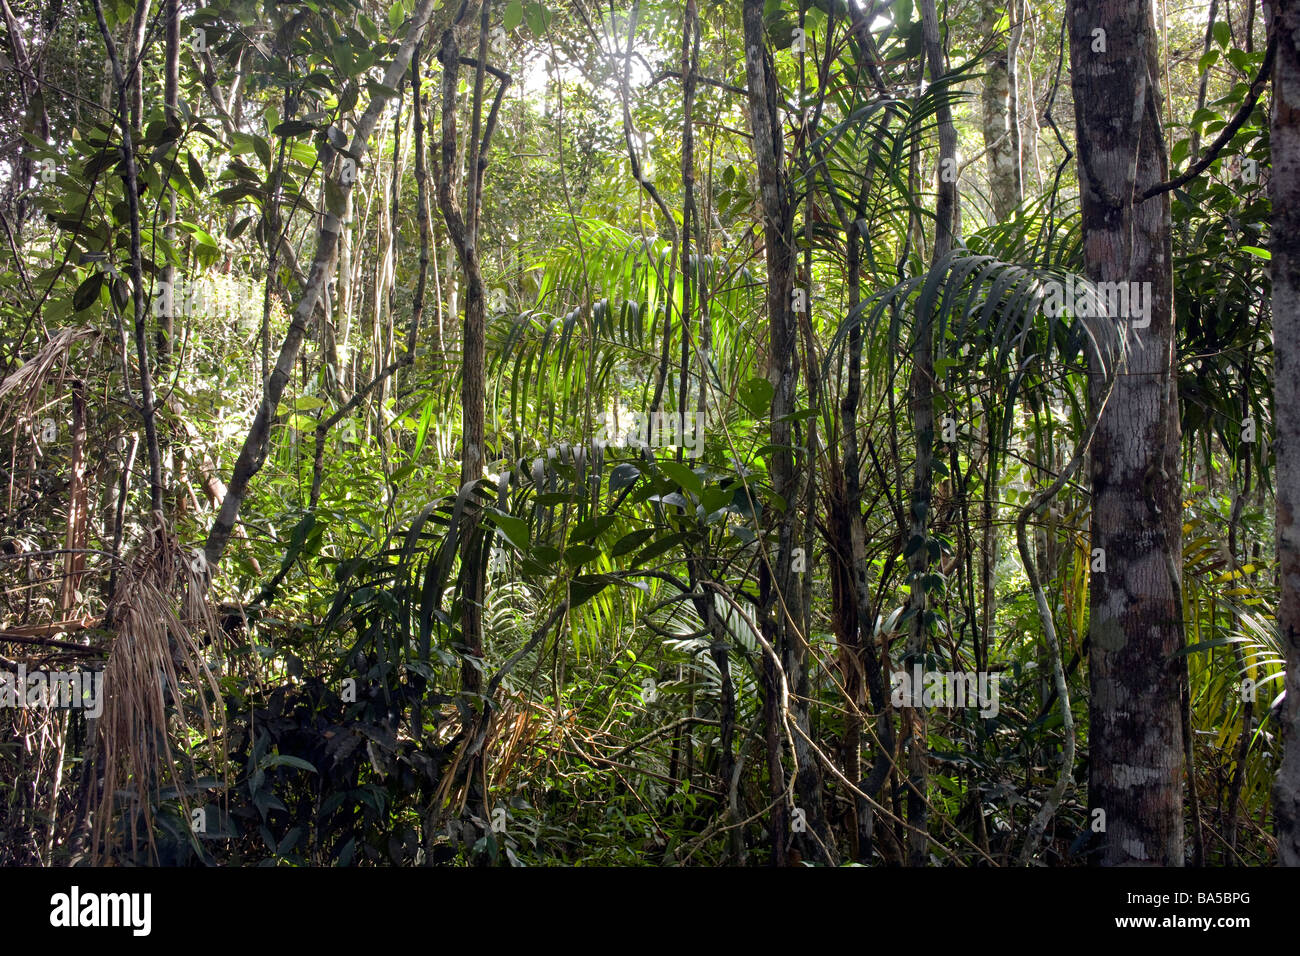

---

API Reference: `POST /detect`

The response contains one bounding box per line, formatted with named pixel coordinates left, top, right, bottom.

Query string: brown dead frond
left=0, top=326, right=99, bottom=434
left=88, top=519, right=228, bottom=864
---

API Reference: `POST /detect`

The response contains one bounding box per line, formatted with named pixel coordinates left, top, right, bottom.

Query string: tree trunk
left=157, top=0, right=178, bottom=372
left=335, top=155, right=355, bottom=393
left=978, top=0, right=1023, bottom=220
left=741, top=0, right=833, bottom=865
left=1266, top=0, right=1300, bottom=866
left=1068, top=0, right=1185, bottom=866
left=59, top=382, right=87, bottom=612
left=901, top=0, right=959, bottom=867
left=436, top=2, right=489, bottom=702
left=127, top=0, right=151, bottom=129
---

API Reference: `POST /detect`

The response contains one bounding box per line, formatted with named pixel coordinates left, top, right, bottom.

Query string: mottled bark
left=979, top=0, right=1023, bottom=220
left=334, top=164, right=354, bottom=392
left=1069, top=0, right=1185, bottom=866
left=127, top=0, right=151, bottom=129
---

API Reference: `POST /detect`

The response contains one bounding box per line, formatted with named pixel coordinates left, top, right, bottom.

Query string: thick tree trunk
left=1266, top=0, right=1300, bottom=866
left=1069, top=0, right=1185, bottom=866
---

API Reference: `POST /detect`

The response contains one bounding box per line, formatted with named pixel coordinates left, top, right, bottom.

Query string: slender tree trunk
left=1069, top=0, right=1186, bottom=866
left=371, top=110, right=398, bottom=409
left=59, top=382, right=87, bottom=612
left=1191, top=0, right=1220, bottom=163
left=94, top=0, right=164, bottom=516
left=336, top=156, right=355, bottom=392
left=434, top=0, right=512, bottom=841
left=437, top=2, right=489, bottom=700
left=902, top=0, right=958, bottom=867
left=741, top=0, right=833, bottom=866
left=1267, top=0, right=1300, bottom=866
left=979, top=397, right=1000, bottom=673
left=157, top=0, right=178, bottom=372
left=127, top=0, right=151, bottom=129
left=979, top=0, right=1023, bottom=220
left=203, top=0, right=439, bottom=568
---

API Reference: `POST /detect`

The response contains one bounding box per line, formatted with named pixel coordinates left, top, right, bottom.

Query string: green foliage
left=0, top=0, right=1283, bottom=868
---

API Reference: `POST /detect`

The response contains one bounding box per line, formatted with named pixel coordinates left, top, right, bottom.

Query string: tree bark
left=433, top=1, right=511, bottom=841
left=1266, top=0, right=1300, bottom=866
left=127, top=0, right=151, bottom=129
left=1069, top=0, right=1185, bottom=866
left=59, top=382, right=87, bottom=612
left=436, top=2, right=489, bottom=701
left=979, top=0, right=1023, bottom=220
left=901, top=0, right=959, bottom=867
left=157, top=0, right=178, bottom=372
left=741, top=0, right=834, bottom=865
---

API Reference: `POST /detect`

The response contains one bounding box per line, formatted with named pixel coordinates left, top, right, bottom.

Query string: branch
left=651, top=69, right=747, bottom=99
left=0, top=628, right=108, bottom=655
left=608, top=717, right=721, bottom=763
left=1140, top=33, right=1275, bottom=202
left=202, top=0, right=441, bottom=572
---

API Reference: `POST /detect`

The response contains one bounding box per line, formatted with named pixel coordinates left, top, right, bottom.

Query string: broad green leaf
left=659, top=460, right=703, bottom=496
left=738, top=377, right=774, bottom=417
left=260, top=754, right=318, bottom=773
left=486, top=509, right=530, bottom=551
left=504, top=0, right=524, bottom=31
left=73, top=273, right=104, bottom=312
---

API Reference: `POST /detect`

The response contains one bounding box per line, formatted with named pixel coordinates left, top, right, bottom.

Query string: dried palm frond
left=88, top=519, right=228, bottom=864
left=0, top=327, right=99, bottom=434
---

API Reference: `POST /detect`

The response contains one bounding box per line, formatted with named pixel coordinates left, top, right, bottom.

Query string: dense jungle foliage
left=0, top=0, right=1296, bottom=868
